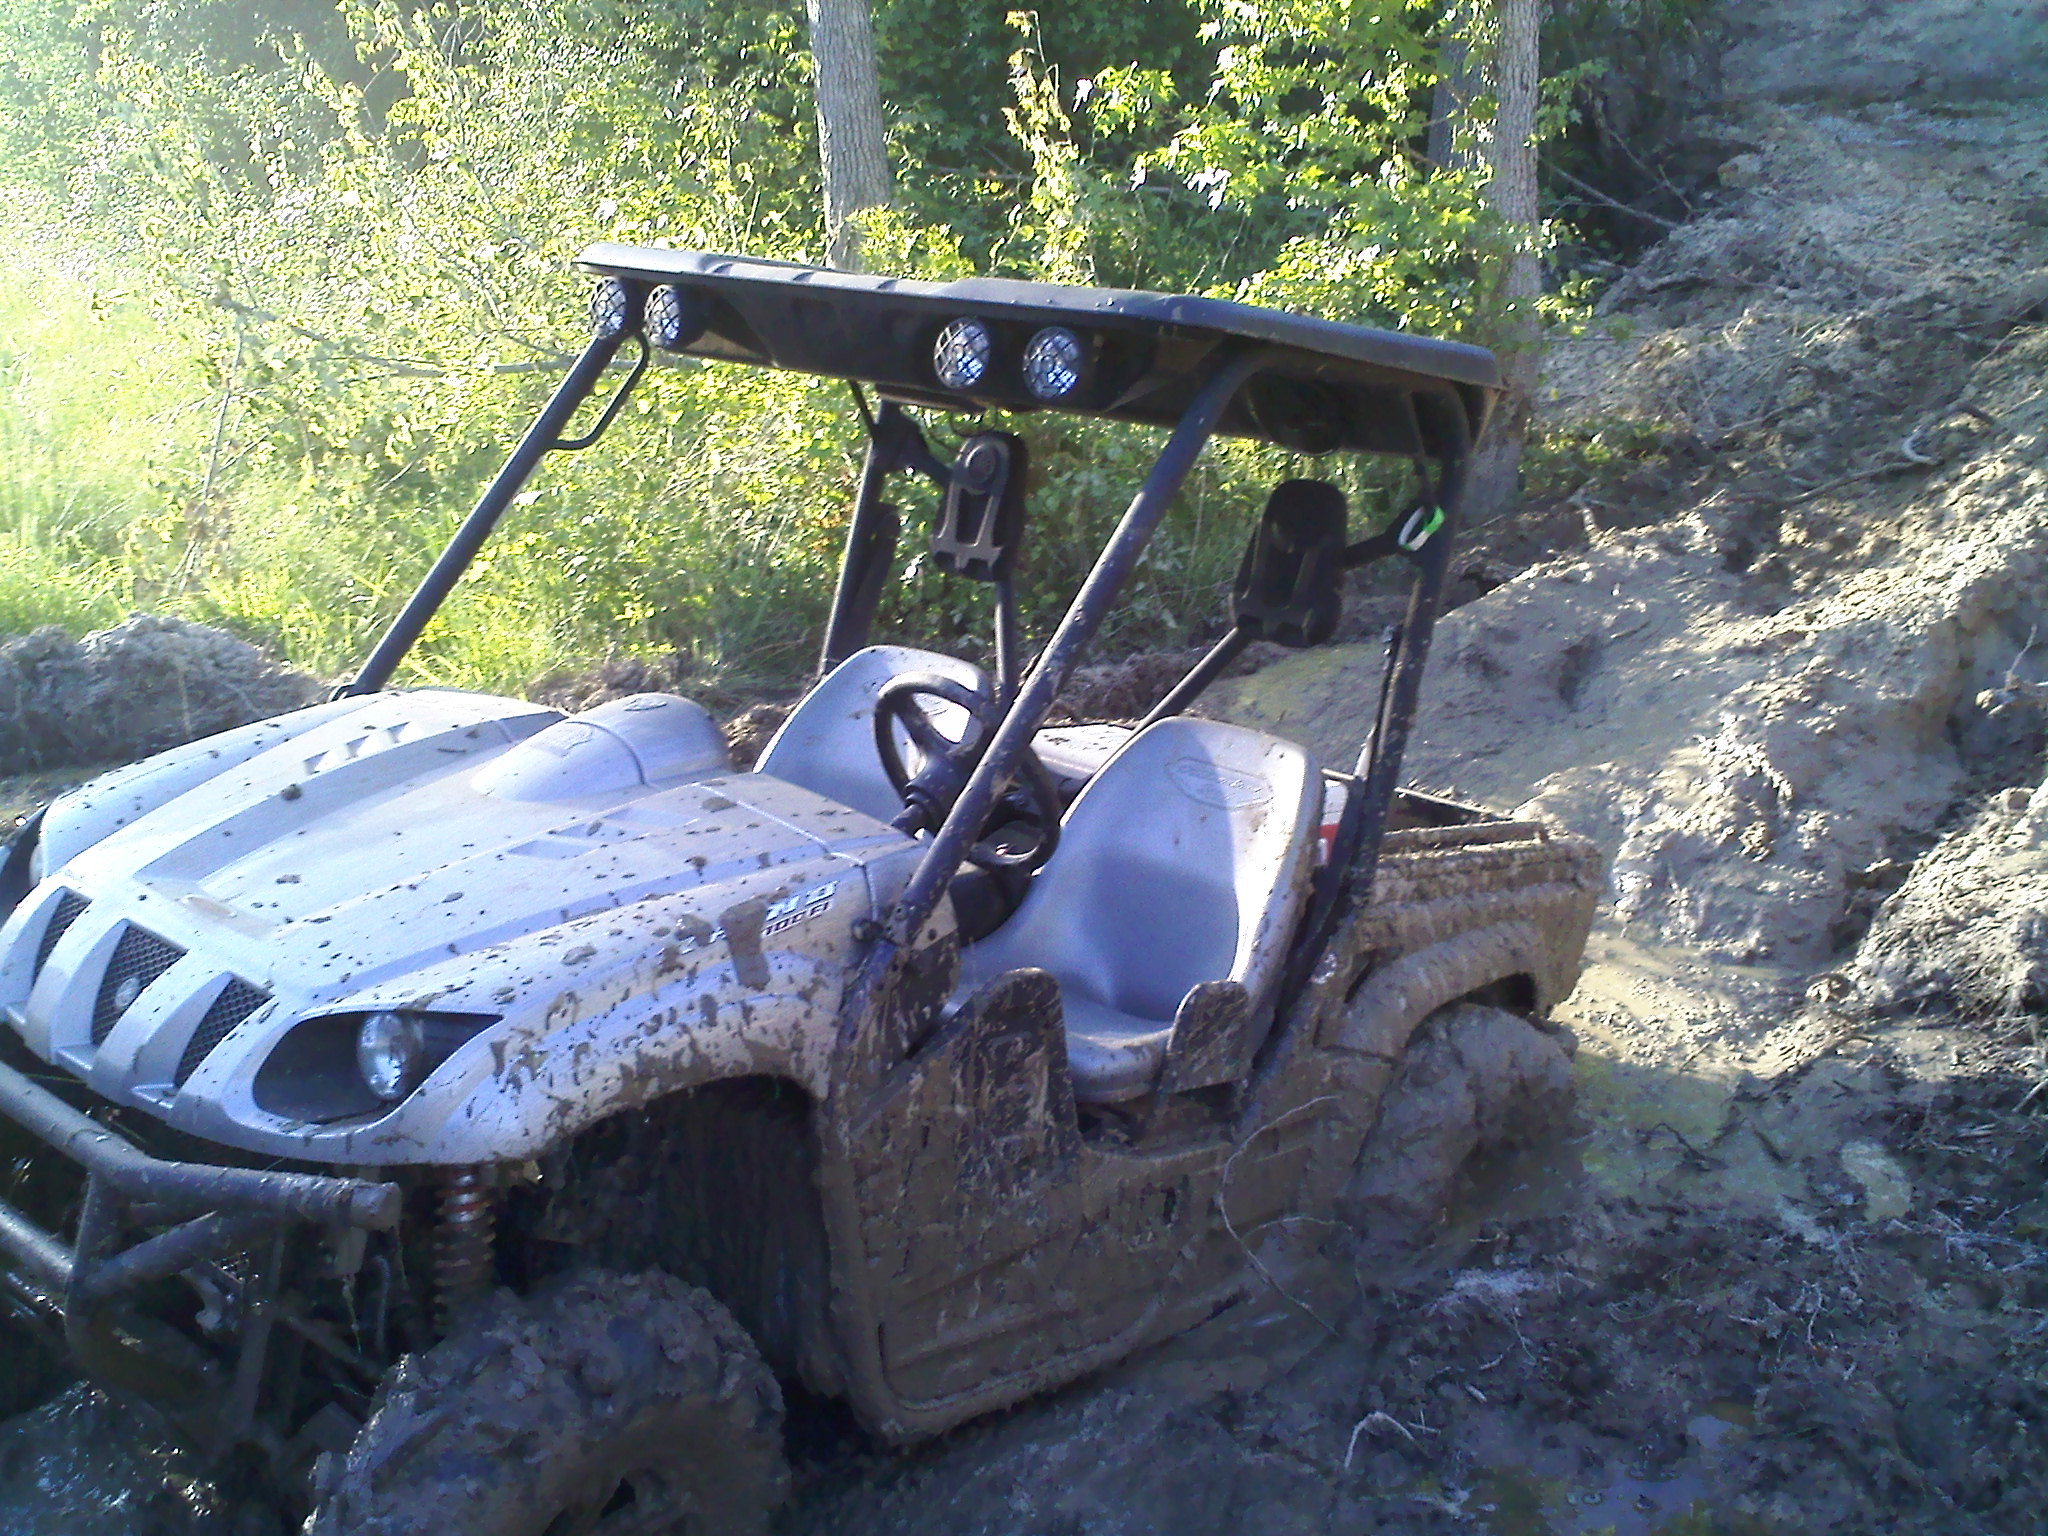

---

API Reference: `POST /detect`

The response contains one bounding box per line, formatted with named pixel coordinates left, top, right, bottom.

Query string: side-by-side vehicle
left=0, top=249, right=1598, bottom=1534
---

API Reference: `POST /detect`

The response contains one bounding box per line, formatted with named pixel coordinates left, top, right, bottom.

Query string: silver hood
left=0, top=689, right=923, bottom=1164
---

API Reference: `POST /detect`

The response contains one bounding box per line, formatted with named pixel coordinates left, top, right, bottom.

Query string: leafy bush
left=0, top=0, right=1582, bottom=696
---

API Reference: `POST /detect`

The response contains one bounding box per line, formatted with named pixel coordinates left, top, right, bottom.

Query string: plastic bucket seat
left=958, top=717, right=1320, bottom=1101
left=754, top=646, right=989, bottom=824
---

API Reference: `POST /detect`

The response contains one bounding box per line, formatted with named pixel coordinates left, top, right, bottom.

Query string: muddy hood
left=0, top=690, right=919, bottom=1164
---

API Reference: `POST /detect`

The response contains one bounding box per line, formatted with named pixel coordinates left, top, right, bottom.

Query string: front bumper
left=0, top=1052, right=399, bottom=1434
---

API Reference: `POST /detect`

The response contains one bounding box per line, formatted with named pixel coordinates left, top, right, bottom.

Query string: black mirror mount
left=1231, top=478, right=1349, bottom=650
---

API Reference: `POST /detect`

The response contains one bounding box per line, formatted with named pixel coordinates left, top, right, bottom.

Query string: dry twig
left=1217, top=1095, right=1343, bottom=1336
left=1343, top=1410, right=1438, bottom=1469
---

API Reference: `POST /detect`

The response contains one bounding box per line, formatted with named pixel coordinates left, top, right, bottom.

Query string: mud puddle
left=0, top=1385, right=231, bottom=1536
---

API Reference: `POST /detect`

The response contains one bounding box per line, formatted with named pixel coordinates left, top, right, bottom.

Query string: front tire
left=305, top=1270, right=786, bottom=1536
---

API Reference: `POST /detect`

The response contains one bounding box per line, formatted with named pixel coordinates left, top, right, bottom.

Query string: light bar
left=644, top=284, right=705, bottom=352
left=1022, top=326, right=1085, bottom=401
left=589, top=278, right=634, bottom=340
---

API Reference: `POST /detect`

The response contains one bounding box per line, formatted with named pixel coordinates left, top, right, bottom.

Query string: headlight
left=256, top=1009, right=498, bottom=1122
left=1022, top=326, right=1086, bottom=400
left=643, top=284, right=706, bottom=351
left=932, top=317, right=993, bottom=390
left=589, top=277, right=634, bottom=340
left=356, top=1010, right=426, bottom=1102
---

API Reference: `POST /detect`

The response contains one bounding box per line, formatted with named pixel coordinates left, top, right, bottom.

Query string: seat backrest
left=753, top=645, right=988, bottom=823
left=967, top=717, right=1321, bottom=1021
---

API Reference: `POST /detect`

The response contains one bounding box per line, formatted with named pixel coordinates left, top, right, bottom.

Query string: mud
left=5, top=0, right=2048, bottom=1530
left=0, top=615, right=317, bottom=779
left=1212, top=99, right=2048, bottom=970
left=0, top=1386, right=223, bottom=1535
left=1857, top=773, right=2048, bottom=1020
left=305, top=1270, right=785, bottom=1535
left=1340, top=1003, right=1577, bottom=1246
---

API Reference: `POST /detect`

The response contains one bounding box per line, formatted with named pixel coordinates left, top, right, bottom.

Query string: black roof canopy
left=576, top=245, right=1500, bottom=461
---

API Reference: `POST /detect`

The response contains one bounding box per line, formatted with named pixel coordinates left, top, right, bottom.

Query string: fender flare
left=1328, top=918, right=1553, bottom=1062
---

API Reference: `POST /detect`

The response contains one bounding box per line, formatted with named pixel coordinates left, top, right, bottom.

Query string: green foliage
left=994, top=0, right=1538, bottom=340
left=1520, top=414, right=1675, bottom=501
left=0, top=0, right=1587, bottom=696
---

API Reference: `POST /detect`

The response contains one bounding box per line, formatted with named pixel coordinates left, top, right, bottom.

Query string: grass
left=0, top=240, right=213, bottom=636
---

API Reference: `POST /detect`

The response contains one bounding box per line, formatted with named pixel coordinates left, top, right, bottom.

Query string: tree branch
left=1543, top=161, right=1680, bottom=232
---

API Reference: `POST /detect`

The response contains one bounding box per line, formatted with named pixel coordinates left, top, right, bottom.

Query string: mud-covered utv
left=0, top=249, right=1599, bottom=1532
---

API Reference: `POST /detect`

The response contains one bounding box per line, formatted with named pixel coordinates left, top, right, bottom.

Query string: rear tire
left=304, top=1270, right=785, bottom=1536
left=1341, top=1001, right=1574, bottom=1243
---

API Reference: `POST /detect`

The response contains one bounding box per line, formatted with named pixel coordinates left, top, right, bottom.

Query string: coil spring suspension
left=433, top=1166, right=497, bottom=1330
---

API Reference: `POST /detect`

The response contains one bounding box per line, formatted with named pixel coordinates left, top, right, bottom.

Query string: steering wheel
left=872, top=674, right=1061, bottom=873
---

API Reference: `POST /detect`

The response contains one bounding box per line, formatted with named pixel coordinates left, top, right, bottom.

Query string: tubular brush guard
left=0, top=1054, right=399, bottom=1437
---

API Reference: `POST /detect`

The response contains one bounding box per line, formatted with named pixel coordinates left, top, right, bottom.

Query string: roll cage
left=344, top=244, right=1503, bottom=1018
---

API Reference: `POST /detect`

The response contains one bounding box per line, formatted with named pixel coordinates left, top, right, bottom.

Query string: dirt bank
left=1214, top=99, right=2048, bottom=971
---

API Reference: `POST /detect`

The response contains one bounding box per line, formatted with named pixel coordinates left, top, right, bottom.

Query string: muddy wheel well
left=1456, top=972, right=1539, bottom=1018
left=503, top=1076, right=839, bottom=1391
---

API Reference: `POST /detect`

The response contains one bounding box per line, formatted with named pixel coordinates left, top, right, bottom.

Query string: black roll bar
left=1269, top=438, right=1471, bottom=1009
left=1345, top=444, right=1468, bottom=891
left=343, top=327, right=644, bottom=696
left=820, top=398, right=949, bottom=674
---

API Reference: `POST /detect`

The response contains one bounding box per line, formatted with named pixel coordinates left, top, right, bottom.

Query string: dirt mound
left=1720, top=0, right=2048, bottom=106
left=1856, top=772, right=2048, bottom=1019
left=1210, top=98, right=2048, bottom=970
left=0, top=615, right=318, bottom=777
left=530, top=650, right=709, bottom=714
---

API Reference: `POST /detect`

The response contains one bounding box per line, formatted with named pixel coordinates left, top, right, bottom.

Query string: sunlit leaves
left=0, top=0, right=1590, bottom=694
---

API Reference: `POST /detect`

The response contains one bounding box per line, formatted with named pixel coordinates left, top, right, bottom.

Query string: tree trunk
left=805, top=0, right=892, bottom=271
left=1462, top=0, right=1545, bottom=525
left=1426, top=1, right=1480, bottom=173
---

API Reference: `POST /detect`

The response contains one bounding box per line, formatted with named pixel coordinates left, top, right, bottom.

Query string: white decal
left=763, top=880, right=839, bottom=938
left=1166, top=757, right=1273, bottom=810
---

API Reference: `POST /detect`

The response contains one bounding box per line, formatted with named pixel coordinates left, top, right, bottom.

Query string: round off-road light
left=643, top=284, right=705, bottom=352
left=356, top=1010, right=424, bottom=1103
left=112, top=974, right=143, bottom=1013
left=932, top=317, right=993, bottom=391
left=1022, top=326, right=1086, bottom=400
left=589, top=277, right=634, bottom=340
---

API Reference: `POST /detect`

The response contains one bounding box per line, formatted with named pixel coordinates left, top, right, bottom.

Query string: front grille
left=31, top=890, right=89, bottom=981
left=173, top=977, right=270, bottom=1087
left=90, top=926, right=186, bottom=1045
